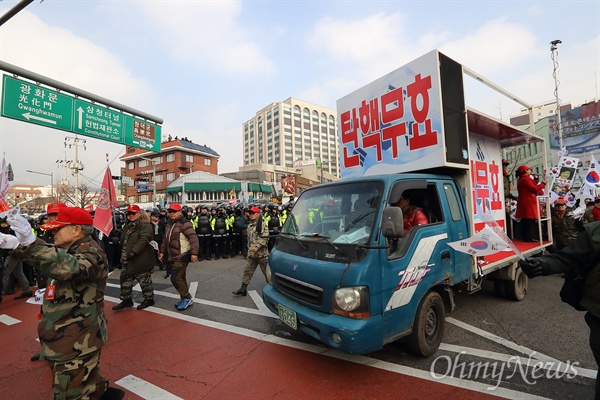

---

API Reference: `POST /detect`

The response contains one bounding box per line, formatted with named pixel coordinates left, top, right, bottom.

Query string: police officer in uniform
left=195, top=205, right=212, bottom=260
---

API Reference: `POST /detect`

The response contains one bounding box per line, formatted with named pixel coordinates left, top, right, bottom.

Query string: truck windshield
left=281, top=181, right=383, bottom=245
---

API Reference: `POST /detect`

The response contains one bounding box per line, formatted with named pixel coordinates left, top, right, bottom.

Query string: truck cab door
left=378, top=180, right=469, bottom=343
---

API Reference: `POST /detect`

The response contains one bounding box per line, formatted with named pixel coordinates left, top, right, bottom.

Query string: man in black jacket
left=519, top=222, right=600, bottom=399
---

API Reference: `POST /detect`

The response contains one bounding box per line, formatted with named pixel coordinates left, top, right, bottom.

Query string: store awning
left=166, top=182, right=242, bottom=193
left=248, top=183, right=272, bottom=193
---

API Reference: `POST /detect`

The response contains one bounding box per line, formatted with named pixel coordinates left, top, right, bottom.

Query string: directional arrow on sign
left=77, top=106, right=84, bottom=129
left=22, top=112, right=57, bottom=125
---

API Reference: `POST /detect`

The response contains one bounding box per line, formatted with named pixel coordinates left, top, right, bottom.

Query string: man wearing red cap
left=0, top=209, right=124, bottom=399
left=112, top=204, right=155, bottom=311
left=551, top=197, right=577, bottom=252
left=233, top=206, right=269, bottom=296
left=516, top=165, right=547, bottom=242
left=158, top=203, right=199, bottom=311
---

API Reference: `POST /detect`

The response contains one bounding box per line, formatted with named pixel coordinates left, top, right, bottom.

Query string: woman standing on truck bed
left=516, top=165, right=547, bottom=242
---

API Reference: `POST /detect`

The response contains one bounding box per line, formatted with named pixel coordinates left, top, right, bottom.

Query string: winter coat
left=516, top=175, right=545, bottom=219
left=538, top=222, right=600, bottom=318
left=120, top=220, right=155, bottom=274
left=160, top=216, right=199, bottom=262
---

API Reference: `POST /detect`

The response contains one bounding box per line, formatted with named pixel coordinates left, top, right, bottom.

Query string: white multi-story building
left=241, top=97, right=340, bottom=183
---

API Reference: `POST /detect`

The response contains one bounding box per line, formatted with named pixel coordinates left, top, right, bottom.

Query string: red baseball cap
left=555, top=197, right=566, bottom=205
left=46, top=201, right=67, bottom=215
left=127, top=204, right=141, bottom=213
left=517, top=165, right=532, bottom=174
left=249, top=206, right=261, bottom=213
left=40, top=207, right=94, bottom=231
left=168, top=203, right=182, bottom=211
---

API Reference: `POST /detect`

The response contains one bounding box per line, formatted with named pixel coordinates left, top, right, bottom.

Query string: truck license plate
left=278, top=304, right=297, bottom=330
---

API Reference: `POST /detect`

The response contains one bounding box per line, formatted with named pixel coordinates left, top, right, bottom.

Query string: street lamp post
left=139, top=156, right=157, bottom=206
left=26, top=169, right=54, bottom=201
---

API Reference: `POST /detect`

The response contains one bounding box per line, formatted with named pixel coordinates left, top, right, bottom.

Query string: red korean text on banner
left=407, top=74, right=438, bottom=150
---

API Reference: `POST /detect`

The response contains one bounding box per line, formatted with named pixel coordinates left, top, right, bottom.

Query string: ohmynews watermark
left=430, top=351, right=580, bottom=390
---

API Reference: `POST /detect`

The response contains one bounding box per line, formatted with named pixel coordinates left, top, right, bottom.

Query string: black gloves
left=127, top=252, right=136, bottom=260
left=518, top=257, right=544, bottom=278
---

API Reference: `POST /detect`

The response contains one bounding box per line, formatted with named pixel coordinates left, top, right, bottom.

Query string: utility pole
left=550, top=39, right=563, bottom=156
left=65, top=136, right=86, bottom=206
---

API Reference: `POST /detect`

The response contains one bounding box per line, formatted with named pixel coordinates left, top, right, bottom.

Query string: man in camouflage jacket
left=551, top=197, right=578, bottom=252
left=1, top=208, right=124, bottom=400
left=233, top=206, right=269, bottom=296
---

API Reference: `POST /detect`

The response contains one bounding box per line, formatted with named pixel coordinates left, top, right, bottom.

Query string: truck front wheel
left=406, top=291, right=445, bottom=357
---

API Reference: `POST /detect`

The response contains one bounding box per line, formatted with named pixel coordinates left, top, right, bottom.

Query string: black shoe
left=137, top=299, right=155, bottom=310
left=14, top=292, right=33, bottom=300
left=112, top=299, right=134, bottom=311
left=100, top=387, right=125, bottom=400
left=30, top=353, right=40, bottom=361
left=164, top=273, right=170, bottom=279
left=232, top=284, right=248, bottom=296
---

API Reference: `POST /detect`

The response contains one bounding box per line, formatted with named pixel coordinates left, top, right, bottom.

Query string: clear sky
left=1, top=0, right=598, bottom=187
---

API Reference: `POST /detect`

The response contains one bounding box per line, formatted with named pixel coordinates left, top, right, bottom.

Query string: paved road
left=0, top=255, right=597, bottom=399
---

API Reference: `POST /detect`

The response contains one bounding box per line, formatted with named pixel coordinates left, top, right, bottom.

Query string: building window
left=166, top=154, right=175, bottom=162
left=128, top=195, right=136, bottom=203
left=204, top=158, right=211, bottom=166
left=139, top=194, right=149, bottom=203
left=138, top=159, right=148, bottom=168
left=154, top=174, right=163, bottom=183
left=167, top=172, right=175, bottom=181
left=153, top=156, right=163, bottom=164
left=185, top=154, right=194, bottom=163
left=128, top=162, right=134, bottom=170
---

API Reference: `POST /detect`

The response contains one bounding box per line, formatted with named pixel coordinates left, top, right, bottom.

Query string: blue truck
left=262, top=50, right=552, bottom=356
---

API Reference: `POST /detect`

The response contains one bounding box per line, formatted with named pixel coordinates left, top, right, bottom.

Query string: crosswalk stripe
left=115, top=374, right=183, bottom=400
left=0, top=314, right=21, bottom=326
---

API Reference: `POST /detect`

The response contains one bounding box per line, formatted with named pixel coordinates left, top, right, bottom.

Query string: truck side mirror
left=382, top=207, right=403, bottom=240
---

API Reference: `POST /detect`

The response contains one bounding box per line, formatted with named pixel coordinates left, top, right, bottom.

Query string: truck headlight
left=265, top=264, right=272, bottom=285
left=332, top=286, right=370, bottom=319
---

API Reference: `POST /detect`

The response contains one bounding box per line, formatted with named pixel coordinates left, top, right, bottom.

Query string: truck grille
left=274, top=273, right=323, bottom=306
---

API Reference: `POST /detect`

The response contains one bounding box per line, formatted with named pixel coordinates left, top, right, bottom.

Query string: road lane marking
left=106, top=282, right=276, bottom=318
left=103, top=295, right=548, bottom=400
left=248, top=290, right=275, bottom=316
left=115, top=374, right=183, bottom=400
left=447, top=317, right=561, bottom=363
left=439, top=343, right=597, bottom=380
left=0, top=314, right=21, bottom=325
left=188, top=281, right=198, bottom=298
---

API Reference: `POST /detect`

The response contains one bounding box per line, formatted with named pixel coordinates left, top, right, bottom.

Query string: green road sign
left=1, top=75, right=161, bottom=151
left=1, top=75, right=74, bottom=131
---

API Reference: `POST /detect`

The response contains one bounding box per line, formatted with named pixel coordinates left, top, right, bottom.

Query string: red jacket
left=516, top=175, right=545, bottom=219
left=592, top=206, right=600, bottom=222
left=403, top=206, right=428, bottom=234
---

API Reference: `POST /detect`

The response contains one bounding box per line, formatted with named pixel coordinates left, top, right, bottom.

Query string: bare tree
left=56, top=184, right=97, bottom=208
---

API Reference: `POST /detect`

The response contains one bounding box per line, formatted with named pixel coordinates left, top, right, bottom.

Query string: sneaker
left=136, top=299, right=154, bottom=310
left=176, top=297, right=193, bottom=311
left=112, top=299, right=134, bottom=311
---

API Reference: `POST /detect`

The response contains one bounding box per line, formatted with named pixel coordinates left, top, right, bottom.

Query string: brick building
left=119, top=138, right=219, bottom=206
